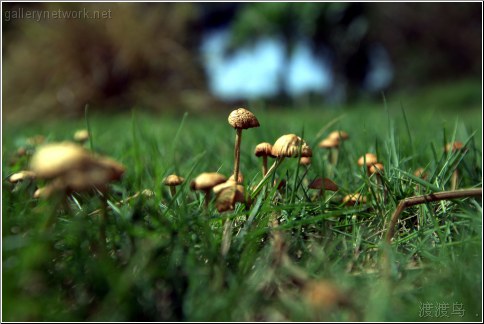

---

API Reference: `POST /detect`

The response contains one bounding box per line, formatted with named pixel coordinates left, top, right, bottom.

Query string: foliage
left=2, top=99, right=482, bottom=321
left=2, top=2, right=214, bottom=124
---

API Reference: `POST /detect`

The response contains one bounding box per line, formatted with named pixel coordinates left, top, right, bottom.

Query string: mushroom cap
left=328, top=130, right=349, bottom=141
left=30, top=142, right=92, bottom=179
left=190, top=172, right=227, bottom=191
left=163, top=174, right=185, bottom=186
left=9, top=170, right=36, bottom=183
left=342, top=193, right=367, bottom=206
left=445, top=141, right=464, bottom=153
left=271, top=134, right=312, bottom=158
left=214, top=181, right=245, bottom=212
left=228, top=108, right=260, bottom=129
left=369, top=162, right=384, bottom=174
left=73, top=129, right=89, bottom=142
left=318, top=137, right=340, bottom=149
left=357, top=153, right=378, bottom=167
left=308, top=177, right=339, bottom=191
left=299, top=156, right=311, bottom=166
left=254, top=142, right=275, bottom=157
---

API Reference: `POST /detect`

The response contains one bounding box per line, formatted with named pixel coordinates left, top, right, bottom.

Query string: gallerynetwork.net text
left=4, top=8, right=112, bottom=22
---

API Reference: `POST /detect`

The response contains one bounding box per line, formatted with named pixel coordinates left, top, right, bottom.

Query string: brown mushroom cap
left=190, top=172, right=227, bottom=191
left=318, top=137, right=340, bottom=149
left=357, top=153, right=378, bottom=167
left=254, top=142, right=275, bottom=157
left=30, top=142, right=93, bottom=179
left=9, top=170, right=36, bottom=183
left=445, top=141, right=464, bottom=153
left=299, top=156, right=311, bottom=166
left=228, top=108, right=260, bottom=129
left=214, top=181, right=245, bottom=212
left=303, top=280, right=349, bottom=310
left=308, top=177, right=339, bottom=191
left=164, top=174, right=185, bottom=186
left=271, top=134, right=312, bottom=158
left=342, top=193, right=367, bottom=206
left=369, top=162, right=384, bottom=174
left=328, top=130, right=349, bottom=141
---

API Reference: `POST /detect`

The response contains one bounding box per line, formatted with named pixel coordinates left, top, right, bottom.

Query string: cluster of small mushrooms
left=8, top=107, right=466, bottom=215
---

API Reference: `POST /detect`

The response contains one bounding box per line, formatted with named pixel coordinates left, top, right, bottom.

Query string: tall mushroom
left=308, top=177, right=339, bottom=200
left=319, top=130, right=349, bottom=166
left=228, top=108, right=260, bottom=185
left=357, top=153, right=378, bottom=174
left=254, top=142, right=274, bottom=176
left=190, top=172, right=227, bottom=209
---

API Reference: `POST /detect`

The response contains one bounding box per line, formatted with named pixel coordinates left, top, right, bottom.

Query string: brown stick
left=385, top=188, right=482, bottom=243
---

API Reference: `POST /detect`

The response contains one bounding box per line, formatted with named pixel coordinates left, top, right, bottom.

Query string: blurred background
left=2, top=2, right=482, bottom=124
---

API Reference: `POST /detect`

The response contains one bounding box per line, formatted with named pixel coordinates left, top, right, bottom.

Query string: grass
left=2, top=98, right=482, bottom=321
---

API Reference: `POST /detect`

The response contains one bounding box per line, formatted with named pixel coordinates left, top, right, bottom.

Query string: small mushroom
left=190, top=172, right=227, bottom=208
left=299, top=156, right=312, bottom=167
left=308, top=177, right=339, bottom=200
left=228, top=108, right=260, bottom=186
left=413, top=167, right=428, bottom=180
left=320, top=131, right=348, bottom=166
left=328, top=130, right=349, bottom=142
left=254, top=142, right=274, bottom=176
left=73, top=129, right=89, bottom=144
left=163, top=174, right=185, bottom=197
left=342, top=193, right=367, bottom=206
left=357, top=153, right=378, bottom=174
left=228, top=171, right=244, bottom=184
left=303, top=280, right=350, bottom=312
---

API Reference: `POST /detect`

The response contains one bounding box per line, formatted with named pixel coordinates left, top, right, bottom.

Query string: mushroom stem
left=330, top=147, right=339, bottom=166
left=204, top=189, right=211, bottom=209
left=262, top=156, right=268, bottom=176
left=169, top=186, right=177, bottom=197
left=233, top=128, right=242, bottom=184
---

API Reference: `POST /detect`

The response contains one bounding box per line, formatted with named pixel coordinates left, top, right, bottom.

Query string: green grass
left=2, top=100, right=482, bottom=321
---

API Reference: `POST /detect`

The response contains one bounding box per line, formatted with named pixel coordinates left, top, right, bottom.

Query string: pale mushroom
left=163, top=174, right=185, bottom=197
left=190, top=172, right=227, bottom=208
left=445, top=141, right=466, bottom=190
left=228, top=108, right=260, bottom=185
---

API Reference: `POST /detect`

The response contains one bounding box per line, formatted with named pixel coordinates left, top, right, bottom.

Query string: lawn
left=2, top=95, right=482, bottom=321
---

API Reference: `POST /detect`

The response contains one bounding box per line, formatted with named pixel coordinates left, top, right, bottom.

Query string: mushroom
left=73, top=129, right=89, bottom=144
left=213, top=180, right=245, bottom=213
left=228, top=108, right=260, bottom=185
left=299, top=156, right=312, bottom=167
left=308, top=177, right=339, bottom=200
left=357, top=153, right=378, bottom=174
left=30, top=142, right=125, bottom=197
left=163, top=174, right=185, bottom=197
left=342, top=193, right=367, bottom=206
left=445, top=141, right=466, bottom=190
left=190, top=172, right=227, bottom=208
left=254, top=142, right=274, bottom=176
left=303, top=280, right=350, bottom=313
left=251, top=134, right=312, bottom=197
left=319, top=131, right=349, bottom=166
